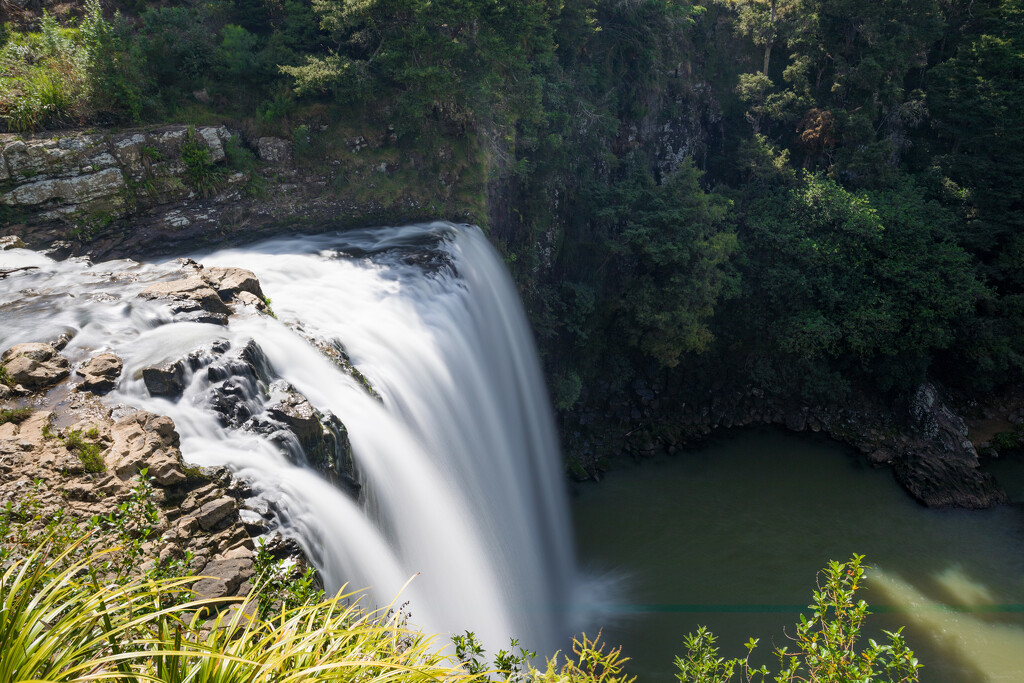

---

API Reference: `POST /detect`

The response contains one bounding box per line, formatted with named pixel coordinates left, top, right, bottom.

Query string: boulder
left=139, top=276, right=232, bottom=320
left=191, top=557, right=254, bottom=603
left=0, top=236, right=27, bottom=250
left=1, top=342, right=70, bottom=390
left=256, top=137, right=292, bottom=163
left=142, top=360, right=188, bottom=399
left=76, top=353, right=123, bottom=394
left=267, top=391, right=321, bottom=447
left=203, top=267, right=265, bottom=301
left=107, top=411, right=186, bottom=485
left=893, top=449, right=1008, bottom=509
left=194, top=496, right=237, bottom=531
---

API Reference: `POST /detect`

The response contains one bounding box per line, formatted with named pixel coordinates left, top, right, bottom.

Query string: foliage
left=0, top=533, right=648, bottom=683
left=180, top=126, right=226, bottom=197
left=58, top=426, right=105, bottom=473
left=675, top=556, right=921, bottom=683
left=0, top=407, right=32, bottom=425
left=594, top=158, right=738, bottom=368
left=731, top=172, right=985, bottom=395
left=0, top=365, right=14, bottom=387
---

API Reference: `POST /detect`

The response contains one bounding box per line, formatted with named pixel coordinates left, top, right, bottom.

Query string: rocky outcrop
left=107, top=411, right=187, bottom=486
left=0, top=127, right=232, bottom=230
left=1, top=342, right=70, bottom=390
left=0, top=339, right=306, bottom=608
left=140, top=276, right=232, bottom=325
left=137, top=264, right=268, bottom=327
left=203, top=266, right=266, bottom=301
left=76, top=352, right=123, bottom=394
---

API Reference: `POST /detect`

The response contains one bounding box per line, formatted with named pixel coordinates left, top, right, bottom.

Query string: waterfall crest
left=0, top=222, right=576, bottom=653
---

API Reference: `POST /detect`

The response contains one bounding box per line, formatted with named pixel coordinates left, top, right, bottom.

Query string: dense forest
left=2, top=0, right=1022, bottom=469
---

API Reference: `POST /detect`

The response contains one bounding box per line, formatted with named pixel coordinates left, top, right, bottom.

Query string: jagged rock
left=194, top=496, right=237, bottom=531
left=893, top=449, right=1008, bottom=509
left=256, top=137, right=292, bottom=163
left=203, top=267, right=265, bottom=301
left=206, top=341, right=273, bottom=428
left=142, top=360, right=188, bottom=398
left=107, top=411, right=187, bottom=485
left=267, top=390, right=321, bottom=446
left=0, top=236, right=26, bottom=250
left=191, top=557, right=254, bottom=603
left=1, top=342, right=70, bottom=390
left=76, top=353, right=123, bottom=394
left=234, top=291, right=268, bottom=311
left=139, top=276, right=232, bottom=321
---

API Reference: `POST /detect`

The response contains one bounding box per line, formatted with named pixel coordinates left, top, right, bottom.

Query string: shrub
left=675, top=555, right=921, bottom=683
left=181, top=126, right=225, bottom=197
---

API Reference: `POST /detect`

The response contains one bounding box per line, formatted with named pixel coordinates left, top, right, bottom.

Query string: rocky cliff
left=1, top=124, right=441, bottom=261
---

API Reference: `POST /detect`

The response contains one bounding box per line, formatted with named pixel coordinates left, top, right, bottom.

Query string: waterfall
left=0, top=222, right=577, bottom=653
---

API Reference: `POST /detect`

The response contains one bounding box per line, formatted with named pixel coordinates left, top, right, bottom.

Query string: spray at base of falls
left=0, top=222, right=578, bottom=654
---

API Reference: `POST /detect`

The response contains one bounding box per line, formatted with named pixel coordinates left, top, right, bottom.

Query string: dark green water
left=571, top=428, right=1024, bottom=682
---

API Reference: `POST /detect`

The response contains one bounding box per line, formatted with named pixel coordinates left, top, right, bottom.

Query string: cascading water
left=0, top=222, right=577, bottom=653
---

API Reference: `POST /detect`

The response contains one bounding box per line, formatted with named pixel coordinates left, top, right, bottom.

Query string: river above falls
left=571, top=428, right=1024, bottom=682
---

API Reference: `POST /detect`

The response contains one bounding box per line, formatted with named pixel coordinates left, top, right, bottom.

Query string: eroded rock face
left=107, top=411, right=187, bottom=485
left=76, top=352, right=123, bottom=394
left=890, top=382, right=1007, bottom=508
left=204, top=266, right=266, bottom=301
left=1, top=342, right=70, bottom=389
left=139, top=276, right=232, bottom=324
left=191, top=558, right=254, bottom=602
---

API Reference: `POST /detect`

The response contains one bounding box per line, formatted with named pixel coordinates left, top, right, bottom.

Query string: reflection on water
left=571, top=428, right=1024, bottom=682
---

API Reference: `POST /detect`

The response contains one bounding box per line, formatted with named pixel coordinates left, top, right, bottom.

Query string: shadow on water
left=571, top=427, right=1024, bottom=682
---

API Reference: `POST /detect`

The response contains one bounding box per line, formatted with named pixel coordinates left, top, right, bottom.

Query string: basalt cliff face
left=1, top=125, right=441, bottom=261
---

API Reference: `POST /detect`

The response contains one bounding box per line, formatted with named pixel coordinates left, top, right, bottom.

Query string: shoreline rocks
left=569, top=377, right=1013, bottom=509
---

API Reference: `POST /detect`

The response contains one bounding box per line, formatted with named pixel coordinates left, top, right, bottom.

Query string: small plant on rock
left=180, top=126, right=225, bottom=197
left=60, top=427, right=105, bottom=473
left=0, top=407, right=31, bottom=425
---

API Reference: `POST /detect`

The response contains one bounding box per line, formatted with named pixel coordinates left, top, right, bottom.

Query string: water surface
left=572, top=428, right=1024, bottom=682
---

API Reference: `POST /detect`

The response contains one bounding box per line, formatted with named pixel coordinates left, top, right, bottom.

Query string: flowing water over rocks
left=0, top=222, right=577, bottom=653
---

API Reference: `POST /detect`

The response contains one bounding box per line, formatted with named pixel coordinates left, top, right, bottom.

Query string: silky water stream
left=0, top=222, right=577, bottom=655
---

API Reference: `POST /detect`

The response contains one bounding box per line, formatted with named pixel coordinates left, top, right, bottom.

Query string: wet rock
left=203, top=266, right=265, bottom=301
left=234, top=291, right=268, bottom=311
left=107, top=411, right=187, bottom=485
left=194, top=496, right=237, bottom=531
left=267, top=390, right=321, bottom=447
left=1, top=342, right=70, bottom=390
left=893, top=449, right=1008, bottom=509
left=206, top=341, right=273, bottom=428
left=0, top=236, right=27, bottom=250
left=142, top=360, right=188, bottom=399
left=76, top=353, right=123, bottom=394
left=139, top=276, right=232, bottom=320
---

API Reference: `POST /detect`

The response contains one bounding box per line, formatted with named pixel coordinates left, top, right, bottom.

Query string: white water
left=0, top=222, right=576, bottom=652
